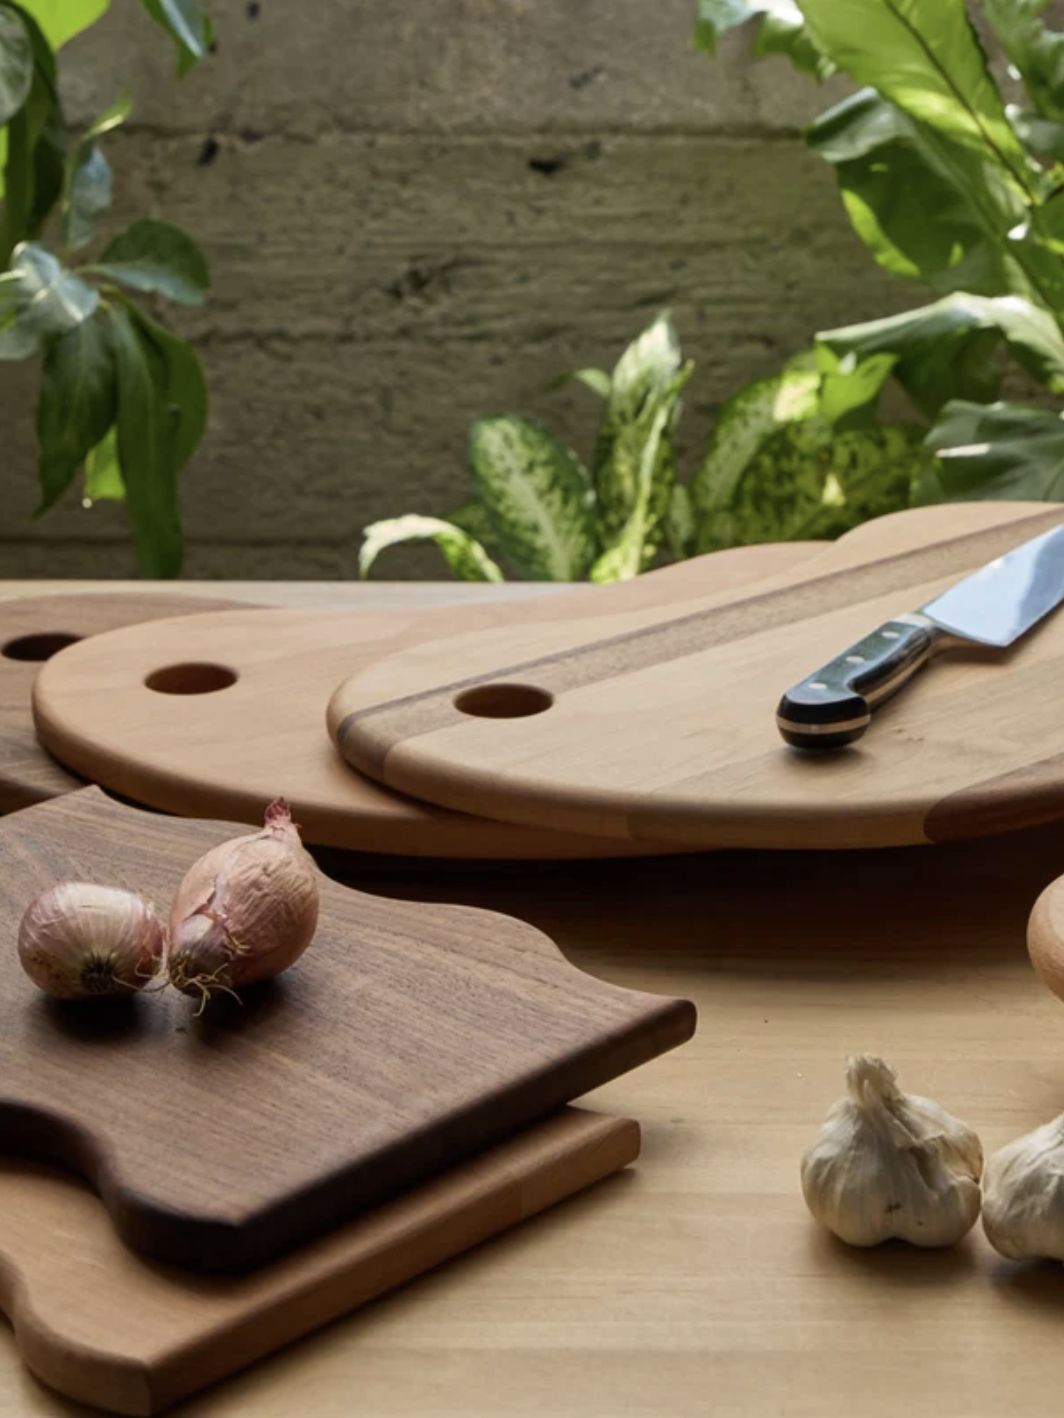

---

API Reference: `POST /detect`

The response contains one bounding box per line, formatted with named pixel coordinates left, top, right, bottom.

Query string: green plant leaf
left=666, top=482, right=696, bottom=561
left=546, top=367, right=611, bottom=398
left=593, top=311, right=683, bottom=544
left=34, top=307, right=115, bottom=514
left=694, top=0, right=832, bottom=76
left=109, top=304, right=183, bottom=576
left=690, top=361, right=820, bottom=539
left=138, top=0, right=209, bottom=74
left=817, top=292, right=1064, bottom=418
left=0, top=5, right=64, bottom=267
left=359, top=515, right=505, bottom=583
left=796, top=0, right=1031, bottom=188
left=1009, top=107, right=1064, bottom=159
left=0, top=283, right=38, bottom=358
left=7, top=240, right=98, bottom=342
left=982, top=0, right=1064, bottom=123
left=817, top=349, right=897, bottom=426
left=806, top=88, right=1034, bottom=298
left=699, top=422, right=920, bottom=551
left=83, top=425, right=123, bottom=502
left=918, top=398, right=1064, bottom=502
left=61, top=93, right=130, bottom=248
left=445, top=498, right=504, bottom=556
left=18, top=0, right=109, bottom=50
left=92, top=218, right=211, bottom=305
left=590, top=363, right=694, bottom=582
left=0, top=6, right=33, bottom=125
left=469, top=415, right=595, bottom=581
left=125, top=302, right=207, bottom=471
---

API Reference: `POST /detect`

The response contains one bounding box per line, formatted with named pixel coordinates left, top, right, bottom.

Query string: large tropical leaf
left=796, top=0, right=1032, bottom=192
left=806, top=88, right=1034, bottom=299
left=982, top=0, right=1064, bottom=123
left=359, top=515, right=505, bottom=583
left=817, top=292, right=1064, bottom=418
left=127, top=303, right=208, bottom=474
left=693, top=0, right=831, bottom=76
left=918, top=398, right=1064, bottom=502
left=469, top=415, right=595, bottom=581
left=699, top=422, right=920, bottom=551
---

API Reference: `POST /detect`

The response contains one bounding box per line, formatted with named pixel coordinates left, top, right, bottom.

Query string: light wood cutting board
left=329, top=501, right=1064, bottom=852
left=0, top=1108, right=636, bottom=1416
left=0, top=593, right=243, bottom=812
left=0, top=789, right=692, bottom=1271
left=31, top=541, right=822, bottom=859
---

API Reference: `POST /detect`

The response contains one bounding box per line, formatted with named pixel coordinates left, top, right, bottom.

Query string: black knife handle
left=776, top=618, right=945, bottom=750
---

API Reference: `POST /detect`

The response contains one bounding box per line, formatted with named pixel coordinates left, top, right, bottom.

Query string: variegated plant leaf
left=590, top=364, right=693, bottom=583
left=359, top=515, right=505, bottom=583
left=469, top=415, right=595, bottom=581
left=690, top=359, right=820, bottom=551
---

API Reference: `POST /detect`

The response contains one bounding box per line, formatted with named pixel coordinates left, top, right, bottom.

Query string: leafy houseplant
left=365, top=0, right=1064, bottom=584
left=695, top=0, right=1064, bottom=504
left=0, top=0, right=212, bottom=576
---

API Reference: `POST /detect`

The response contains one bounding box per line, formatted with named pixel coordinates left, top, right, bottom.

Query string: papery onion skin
left=168, top=799, right=320, bottom=1002
left=18, top=883, right=166, bottom=1000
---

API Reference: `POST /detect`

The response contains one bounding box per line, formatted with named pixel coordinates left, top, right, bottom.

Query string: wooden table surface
left=4, top=580, right=1064, bottom=1418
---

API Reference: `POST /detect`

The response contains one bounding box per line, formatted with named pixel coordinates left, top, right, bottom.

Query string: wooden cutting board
left=0, top=594, right=243, bottom=812
left=0, top=1107, right=636, bottom=1416
left=0, top=788, right=691, bottom=1272
left=330, top=501, right=1064, bottom=852
left=31, top=542, right=822, bottom=860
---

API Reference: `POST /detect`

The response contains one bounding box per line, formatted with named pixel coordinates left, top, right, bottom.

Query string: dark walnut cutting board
left=0, top=789, right=693, bottom=1272
left=30, top=542, right=823, bottom=859
left=0, top=1108, right=637, bottom=1416
left=0, top=593, right=243, bottom=812
left=330, top=501, right=1064, bottom=852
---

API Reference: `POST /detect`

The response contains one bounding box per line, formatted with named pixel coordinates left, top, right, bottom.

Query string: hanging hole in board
left=453, top=684, right=554, bottom=719
left=145, top=663, right=238, bottom=696
left=2, top=632, right=83, bottom=662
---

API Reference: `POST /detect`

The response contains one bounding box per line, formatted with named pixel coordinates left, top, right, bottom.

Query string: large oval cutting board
left=0, top=789, right=693, bottom=1272
left=330, top=502, right=1064, bottom=851
left=31, top=542, right=822, bottom=860
left=0, top=593, right=242, bottom=812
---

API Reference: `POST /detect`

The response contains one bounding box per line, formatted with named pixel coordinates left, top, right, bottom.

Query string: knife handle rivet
left=809, top=681, right=829, bottom=691
left=845, top=655, right=865, bottom=664
left=881, top=630, right=900, bottom=640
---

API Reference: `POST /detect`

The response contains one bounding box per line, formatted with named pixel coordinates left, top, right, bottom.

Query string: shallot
left=168, top=799, right=319, bottom=1004
left=18, top=883, right=165, bottom=1000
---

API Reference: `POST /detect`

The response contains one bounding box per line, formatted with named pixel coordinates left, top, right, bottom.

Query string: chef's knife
left=776, top=521, right=1064, bottom=750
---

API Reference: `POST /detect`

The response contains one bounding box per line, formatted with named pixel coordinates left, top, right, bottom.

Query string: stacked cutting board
left=7, top=500, right=1064, bottom=1413
left=0, top=538, right=819, bottom=1414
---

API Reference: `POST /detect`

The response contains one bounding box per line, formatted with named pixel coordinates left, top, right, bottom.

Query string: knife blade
left=776, top=520, right=1064, bottom=750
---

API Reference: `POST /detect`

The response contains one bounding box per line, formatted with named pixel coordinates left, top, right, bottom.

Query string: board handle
left=776, top=616, right=946, bottom=750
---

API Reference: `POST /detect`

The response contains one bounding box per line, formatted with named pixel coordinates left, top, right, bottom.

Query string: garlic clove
left=800, top=1055, right=983, bottom=1248
left=168, top=799, right=319, bottom=1004
left=983, top=1114, right=1064, bottom=1261
left=18, top=882, right=166, bottom=1001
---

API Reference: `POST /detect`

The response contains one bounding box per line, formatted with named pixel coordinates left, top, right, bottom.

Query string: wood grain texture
left=0, top=789, right=692, bottom=1272
left=0, top=594, right=242, bottom=812
left=0, top=1108, right=636, bottom=1416
left=332, top=502, right=1064, bottom=851
left=31, top=542, right=822, bottom=859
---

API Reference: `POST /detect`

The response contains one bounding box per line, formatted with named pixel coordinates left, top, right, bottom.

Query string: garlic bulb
left=18, top=882, right=165, bottom=1000
left=168, top=799, right=319, bottom=1003
left=800, top=1055, right=983, bottom=1247
left=983, top=1114, right=1064, bottom=1260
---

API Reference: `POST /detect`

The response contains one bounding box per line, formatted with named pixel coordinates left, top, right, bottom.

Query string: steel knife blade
left=776, top=520, right=1064, bottom=750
